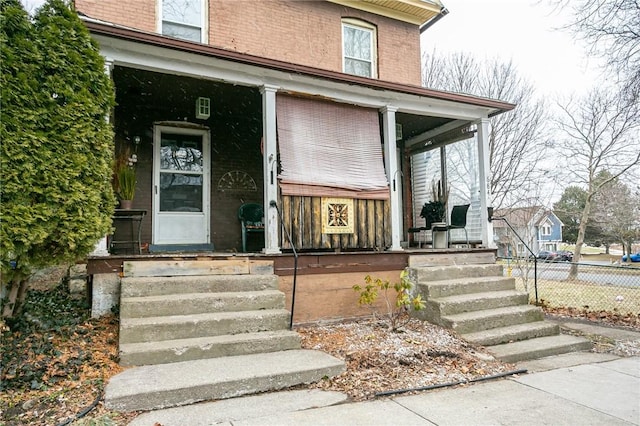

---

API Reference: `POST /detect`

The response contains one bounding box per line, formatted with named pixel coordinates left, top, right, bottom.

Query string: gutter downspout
left=419, top=7, right=449, bottom=34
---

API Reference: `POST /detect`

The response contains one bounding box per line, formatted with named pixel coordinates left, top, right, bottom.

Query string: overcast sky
left=421, top=0, right=602, bottom=98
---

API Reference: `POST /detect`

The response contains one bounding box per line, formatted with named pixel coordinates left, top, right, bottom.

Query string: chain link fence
left=498, top=258, right=640, bottom=315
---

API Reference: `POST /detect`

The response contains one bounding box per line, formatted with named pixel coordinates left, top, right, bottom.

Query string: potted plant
left=114, top=146, right=137, bottom=209
left=420, top=179, right=449, bottom=228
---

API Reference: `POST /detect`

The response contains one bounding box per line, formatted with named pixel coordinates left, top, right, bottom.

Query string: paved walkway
left=130, top=324, right=640, bottom=426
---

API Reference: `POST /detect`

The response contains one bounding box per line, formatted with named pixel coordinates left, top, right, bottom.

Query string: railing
left=490, top=216, right=539, bottom=303
left=270, top=200, right=298, bottom=330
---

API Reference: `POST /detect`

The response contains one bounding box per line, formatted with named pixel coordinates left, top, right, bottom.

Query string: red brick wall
left=212, top=1, right=421, bottom=85
left=279, top=270, right=403, bottom=324
left=75, top=0, right=422, bottom=86
left=75, top=0, right=156, bottom=33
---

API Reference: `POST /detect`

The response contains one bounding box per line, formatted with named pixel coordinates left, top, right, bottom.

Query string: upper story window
left=342, top=19, right=377, bottom=78
left=541, top=223, right=552, bottom=236
left=160, top=0, right=207, bottom=43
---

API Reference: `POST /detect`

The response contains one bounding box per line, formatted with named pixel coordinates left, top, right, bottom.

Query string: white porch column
left=261, top=85, right=281, bottom=254
left=381, top=106, right=403, bottom=251
left=476, top=118, right=494, bottom=248
left=91, top=58, right=114, bottom=257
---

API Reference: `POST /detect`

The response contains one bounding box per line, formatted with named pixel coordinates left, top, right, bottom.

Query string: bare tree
left=553, top=87, right=640, bottom=275
left=423, top=51, right=549, bottom=209
left=549, top=0, right=640, bottom=101
left=591, top=177, right=640, bottom=260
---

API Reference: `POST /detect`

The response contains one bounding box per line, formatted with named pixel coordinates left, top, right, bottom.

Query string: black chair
left=238, top=203, right=264, bottom=253
left=433, top=204, right=470, bottom=247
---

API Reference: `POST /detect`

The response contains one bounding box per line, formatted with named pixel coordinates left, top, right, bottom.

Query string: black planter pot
left=420, top=201, right=446, bottom=228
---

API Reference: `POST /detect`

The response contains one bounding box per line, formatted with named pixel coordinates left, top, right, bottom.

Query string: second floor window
left=541, top=224, right=552, bottom=236
left=161, top=0, right=206, bottom=43
left=342, top=19, right=377, bottom=78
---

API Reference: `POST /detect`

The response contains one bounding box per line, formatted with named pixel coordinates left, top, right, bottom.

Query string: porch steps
left=487, top=335, right=594, bottom=364
left=120, top=290, right=286, bottom=318
left=440, top=305, right=544, bottom=335
left=409, top=257, right=591, bottom=363
left=106, top=349, right=345, bottom=412
left=119, top=309, right=292, bottom=344
left=119, top=330, right=301, bottom=366
left=105, top=259, right=345, bottom=412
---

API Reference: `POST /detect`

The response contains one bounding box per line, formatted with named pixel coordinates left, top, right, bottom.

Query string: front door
left=153, top=125, right=210, bottom=247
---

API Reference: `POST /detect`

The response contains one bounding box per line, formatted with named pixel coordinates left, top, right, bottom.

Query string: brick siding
left=75, top=0, right=421, bottom=86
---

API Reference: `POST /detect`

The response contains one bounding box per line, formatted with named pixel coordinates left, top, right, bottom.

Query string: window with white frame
left=342, top=19, right=377, bottom=78
left=541, top=222, right=552, bottom=236
left=160, top=0, right=206, bottom=43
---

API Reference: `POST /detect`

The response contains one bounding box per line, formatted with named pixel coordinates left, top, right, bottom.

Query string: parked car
left=535, top=250, right=557, bottom=261
left=556, top=250, right=573, bottom=262
left=621, top=252, right=640, bottom=262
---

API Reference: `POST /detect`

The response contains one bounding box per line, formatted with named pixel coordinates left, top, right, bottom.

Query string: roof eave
left=83, top=18, right=515, bottom=116
left=326, top=0, right=444, bottom=26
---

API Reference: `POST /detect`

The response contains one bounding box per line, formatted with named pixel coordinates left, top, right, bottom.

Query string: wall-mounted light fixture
left=196, top=97, right=211, bottom=119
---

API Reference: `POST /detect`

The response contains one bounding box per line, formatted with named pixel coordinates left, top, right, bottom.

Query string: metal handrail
left=269, top=200, right=298, bottom=330
left=490, top=216, right=539, bottom=304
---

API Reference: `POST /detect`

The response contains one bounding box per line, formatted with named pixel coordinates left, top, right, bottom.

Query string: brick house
left=79, top=0, right=516, bottom=322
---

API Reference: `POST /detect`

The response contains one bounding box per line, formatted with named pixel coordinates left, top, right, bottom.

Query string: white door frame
left=152, top=124, right=211, bottom=247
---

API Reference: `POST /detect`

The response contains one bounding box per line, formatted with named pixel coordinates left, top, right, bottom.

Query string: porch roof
left=82, top=17, right=515, bottom=120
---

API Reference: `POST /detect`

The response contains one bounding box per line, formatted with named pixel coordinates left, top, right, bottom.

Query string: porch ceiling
left=84, top=18, right=514, bottom=124
left=116, top=66, right=456, bottom=146
left=85, top=15, right=515, bottom=147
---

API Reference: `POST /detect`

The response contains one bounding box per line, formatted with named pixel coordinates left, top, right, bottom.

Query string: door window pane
left=159, top=173, right=203, bottom=212
left=160, top=133, right=203, bottom=172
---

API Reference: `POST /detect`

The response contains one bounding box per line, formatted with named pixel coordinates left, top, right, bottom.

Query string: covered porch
left=86, top=17, right=514, bottom=258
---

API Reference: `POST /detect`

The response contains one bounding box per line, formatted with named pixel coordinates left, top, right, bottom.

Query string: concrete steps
left=428, top=289, right=529, bottom=317
left=408, top=257, right=591, bottom=362
left=120, top=290, right=285, bottom=317
left=487, top=335, right=594, bottom=363
left=119, top=330, right=301, bottom=366
left=440, top=305, right=544, bottom=335
left=105, top=349, right=346, bottom=412
left=415, top=276, right=516, bottom=299
left=462, top=321, right=560, bottom=347
left=120, top=274, right=279, bottom=297
left=106, top=259, right=345, bottom=412
left=119, top=309, right=293, bottom=344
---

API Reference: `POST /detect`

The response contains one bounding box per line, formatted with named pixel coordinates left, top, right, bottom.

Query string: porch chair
left=238, top=203, right=264, bottom=253
left=437, top=204, right=470, bottom=247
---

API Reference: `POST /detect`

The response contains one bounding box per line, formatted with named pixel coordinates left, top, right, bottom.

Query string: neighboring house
left=75, top=0, right=514, bottom=256
left=493, top=207, right=565, bottom=257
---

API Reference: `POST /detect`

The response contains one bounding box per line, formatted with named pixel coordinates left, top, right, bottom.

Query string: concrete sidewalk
left=130, top=353, right=639, bottom=425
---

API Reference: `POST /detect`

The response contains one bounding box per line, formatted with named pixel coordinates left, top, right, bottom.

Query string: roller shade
left=276, top=95, right=389, bottom=199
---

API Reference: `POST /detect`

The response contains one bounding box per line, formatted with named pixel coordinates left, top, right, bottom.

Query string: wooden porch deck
left=87, top=248, right=496, bottom=276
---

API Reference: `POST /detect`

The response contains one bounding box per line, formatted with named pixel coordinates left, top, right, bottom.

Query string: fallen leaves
left=0, top=313, right=129, bottom=426
left=298, top=317, right=518, bottom=401
left=544, top=306, right=640, bottom=329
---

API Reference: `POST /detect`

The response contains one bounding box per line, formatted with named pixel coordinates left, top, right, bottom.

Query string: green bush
left=353, top=270, right=425, bottom=331
left=0, top=0, right=115, bottom=320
